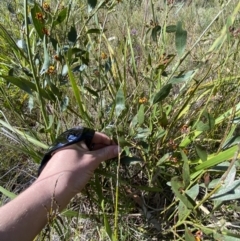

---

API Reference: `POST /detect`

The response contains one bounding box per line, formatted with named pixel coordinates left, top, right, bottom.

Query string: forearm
left=0, top=173, right=73, bottom=241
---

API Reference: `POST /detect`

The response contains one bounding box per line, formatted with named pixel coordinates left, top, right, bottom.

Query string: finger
left=91, top=145, right=120, bottom=164
left=91, top=132, right=115, bottom=146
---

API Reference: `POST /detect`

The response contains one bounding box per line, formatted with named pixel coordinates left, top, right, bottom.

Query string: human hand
left=36, top=131, right=120, bottom=203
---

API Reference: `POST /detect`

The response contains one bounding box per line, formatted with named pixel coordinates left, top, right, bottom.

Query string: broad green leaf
left=68, top=26, right=77, bottom=43
left=31, top=3, right=45, bottom=39
left=181, top=149, right=190, bottom=188
left=185, top=227, right=195, bottom=241
left=0, top=76, right=33, bottom=95
left=153, top=84, right=172, bottom=104
left=214, top=230, right=240, bottom=241
left=195, top=144, right=207, bottom=162
left=137, top=104, right=145, bottom=125
left=0, top=186, right=17, bottom=199
left=115, top=87, right=125, bottom=117
left=151, top=25, right=161, bottom=42
left=192, top=145, right=238, bottom=172
left=157, top=153, right=170, bottom=166
left=175, top=21, right=187, bottom=57
left=52, top=7, right=68, bottom=27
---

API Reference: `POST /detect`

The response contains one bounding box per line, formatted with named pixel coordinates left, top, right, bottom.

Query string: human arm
left=0, top=131, right=120, bottom=241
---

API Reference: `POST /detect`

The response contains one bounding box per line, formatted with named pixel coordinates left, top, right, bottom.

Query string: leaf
left=86, top=28, right=101, bottom=34
left=40, top=35, right=50, bottom=75
left=192, top=145, right=238, bottom=172
left=30, top=3, right=45, bottom=39
left=169, top=70, right=197, bottom=84
left=28, top=96, right=34, bottom=113
left=88, top=0, right=97, bottom=12
left=137, top=104, right=145, bottom=125
left=151, top=25, right=161, bottom=42
left=67, top=26, right=77, bottom=43
left=115, top=87, right=125, bottom=117
left=196, top=111, right=215, bottom=132
left=185, top=227, right=196, bottom=241
left=171, top=176, right=195, bottom=209
left=60, top=96, right=69, bottom=112
left=0, top=186, right=16, bottom=199
left=195, top=144, right=208, bottom=162
left=52, top=7, right=68, bottom=27
left=181, top=149, right=190, bottom=188
left=153, top=84, right=172, bottom=104
left=166, top=25, right=176, bottom=33
left=175, top=21, right=187, bottom=57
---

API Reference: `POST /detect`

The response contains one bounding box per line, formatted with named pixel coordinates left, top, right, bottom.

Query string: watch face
left=38, top=127, right=95, bottom=176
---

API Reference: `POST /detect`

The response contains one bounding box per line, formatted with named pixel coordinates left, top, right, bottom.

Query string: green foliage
left=0, top=0, right=240, bottom=240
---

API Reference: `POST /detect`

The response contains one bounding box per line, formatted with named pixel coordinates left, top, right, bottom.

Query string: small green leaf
left=52, top=7, right=68, bottom=27
left=175, top=21, right=187, bottom=57
left=115, top=87, right=125, bottom=117
left=151, top=25, right=161, bottom=42
left=0, top=186, right=17, bottom=199
left=185, top=227, right=196, bottom=241
left=196, top=111, right=215, bottom=132
left=60, top=96, right=69, bottom=112
left=68, top=26, right=77, bottom=43
left=195, top=144, right=207, bottom=162
left=137, top=104, right=145, bottom=125
left=166, top=25, right=176, bottom=33
left=153, top=84, right=172, bottom=104
left=86, top=28, right=101, bottom=34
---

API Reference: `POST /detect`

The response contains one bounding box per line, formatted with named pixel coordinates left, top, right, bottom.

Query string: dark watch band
left=38, top=127, right=95, bottom=176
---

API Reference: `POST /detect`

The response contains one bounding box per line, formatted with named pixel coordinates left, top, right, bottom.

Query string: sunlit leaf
left=52, top=7, right=68, bottom=27
left=169, top=70, right=197, bottom=84
left=40, top=35, right=50, bottom=75
left=115, top=87, right=125, bottom=117
left=0, top=186, right=16, bottom=199
left=28, top=96, right=34, bottom=113
left=137, top=104, right=145, bottom=125
left=175, top=21, right=187, bottom=57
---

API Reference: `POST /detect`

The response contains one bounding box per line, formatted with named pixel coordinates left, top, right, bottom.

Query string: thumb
left=92, top=145, right=120, bottom=164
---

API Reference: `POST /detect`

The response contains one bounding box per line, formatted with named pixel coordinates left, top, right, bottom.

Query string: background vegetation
left=0, top=0, right=240, bottom=240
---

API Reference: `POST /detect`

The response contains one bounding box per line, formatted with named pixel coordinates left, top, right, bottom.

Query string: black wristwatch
left=38, top=127, right=95, bottom=176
